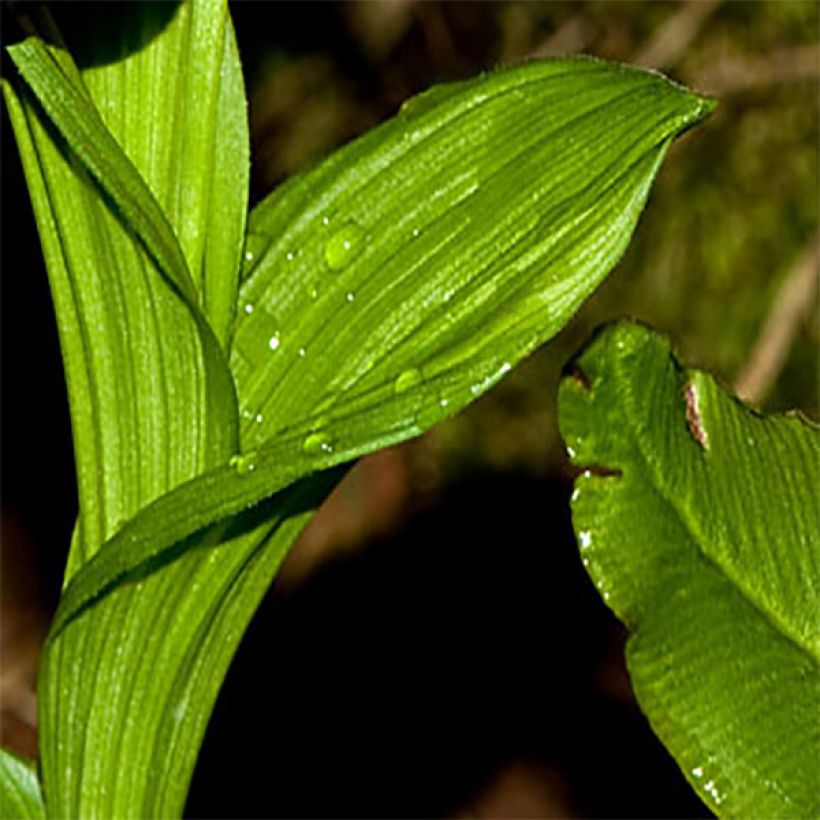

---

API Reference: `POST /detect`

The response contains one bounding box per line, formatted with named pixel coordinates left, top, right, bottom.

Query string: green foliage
left=559, top=321, right=820, bottom=816
left=1, top=1, right=713, bottom=816
left=0, top=749, right=44, bottom=819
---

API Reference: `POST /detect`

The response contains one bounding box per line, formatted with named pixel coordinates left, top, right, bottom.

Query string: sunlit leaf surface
left=4, top=5, right=713, bottom=814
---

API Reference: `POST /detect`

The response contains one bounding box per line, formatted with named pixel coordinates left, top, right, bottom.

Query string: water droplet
left=255, top=413, right=264, bottom=424
left=298, top=347, right=307, bottom=357
left=286, top=251, right=295, bottom=261
left=346, top=291, right=355, bottom=302
left=243, top=302, right=254, bottom=315
left=229, top=454, right=256, bottom=476
left=692, top=767, right=703, bottom=779
left=324, top=222, right=365, bottom=270
left=566, top=445, right=576, bottom=459
left=268, top=334, right=281, bottom=351
left=308, top=284, right=319, bottom=300
left=439, top=398, right=448, bottom=408
left=394, top=368, right=422, bottom=393
left=303, top=432, right=334, bottom=455
left=322, top=216, right=330, bottom=226
left=242, top=231, right=272, bottom=270
left=578, top=531, right=592, bottom=550
left=499, top=362, right=511, bottom=375
left=412, top=228, right=421, bottom=238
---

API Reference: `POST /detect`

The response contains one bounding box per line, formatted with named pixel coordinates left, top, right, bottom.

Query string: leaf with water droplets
left=559, top=321, right=820, bottom=817
left=232, top=56, right=713, bottom=456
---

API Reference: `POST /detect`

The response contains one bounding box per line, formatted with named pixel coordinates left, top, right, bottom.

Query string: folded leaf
left=4, top=32, right=238, bottom=579
left=59, top=0, right=250, bottom=344
left=559, top=322, right=820, bottom=816
left=0, top=748, right=45, bottom=819
left=53, top=57, right=716, bottom=634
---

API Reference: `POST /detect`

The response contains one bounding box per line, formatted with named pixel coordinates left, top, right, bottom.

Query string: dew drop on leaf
left=268, top=334, right=280, bottom=351
left=229, top=454, right=256, bottom=476
left=324, top=222, right=365, bottom=270
left=303, top=432, right=334, bottom=455
left=394, top=368, right=422, bottom=394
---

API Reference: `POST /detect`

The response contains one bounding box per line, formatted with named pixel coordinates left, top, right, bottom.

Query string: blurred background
left=2, top=1, right=818, bottom=817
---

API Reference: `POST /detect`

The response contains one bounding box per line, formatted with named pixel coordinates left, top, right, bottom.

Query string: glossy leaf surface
left=54, top=56, right=716, bottom=631
left=4, top=6, right=713, bottom=816
left=559, top=322, right=820, bottom=816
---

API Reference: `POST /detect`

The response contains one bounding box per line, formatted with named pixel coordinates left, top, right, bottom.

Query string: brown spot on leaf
left=684, top=381, right=709, bottom=449
left=565, top=365, right=591, bottom=390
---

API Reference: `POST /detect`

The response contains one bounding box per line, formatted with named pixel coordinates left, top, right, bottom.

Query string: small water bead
left=324, top=222, right=365, bottom=270
left=298, top=347, right=307, bottom=357
left=268, top=334, right=281, bottom=351
left=578, top=530, right=592, bottom=550
left=255, top=413, right=264, bottom=424
left=692, top=767, right=704, bottom=779
left=439, top=398, right=448, bottom=408
left=243, top=302, right=254, bottom=315
left=394, top=368, right=422, bottom=394
left=412, top=228, right=421, bottom=238
left=244, top=250, right=254, bottom=263
left=322, top=216, right=330, bottom=226
left=303, top=432, right=334, bottom=455
left=308, top=284, right=319, bottom=300
left=286, top=251, right=295, bottom=262
left=229, top=454, right=257, bottom=476
left=346, top=291, right=356, bottom=302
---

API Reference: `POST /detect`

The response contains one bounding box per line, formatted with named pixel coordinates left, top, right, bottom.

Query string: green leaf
left=0, top=749, right=44, bottom=820
left=52, top=57, right=716, bottom=635
left=5, top=19, right=714, bottom=817
left=65, top=0, right=250, bottom=345
left=558, top=321, right=820, bottom=817
left=233, top=57, right=715, bottom=452
left=4, top=32, right=238, bottom=579
left=3, top=5, right=245, bottom=814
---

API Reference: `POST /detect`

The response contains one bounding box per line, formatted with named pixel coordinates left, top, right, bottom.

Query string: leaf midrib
left=615, top=354, right=819, bottom=665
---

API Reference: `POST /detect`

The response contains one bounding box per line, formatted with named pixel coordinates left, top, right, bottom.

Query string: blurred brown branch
left=735, top=232, right=820, bottom=406
left=694, top=45, right=820, bottom=93
left=635, top=0, right=723, bottom=70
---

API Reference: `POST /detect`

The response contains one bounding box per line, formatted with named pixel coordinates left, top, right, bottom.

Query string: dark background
left=2, top=2, right=817, bottom=817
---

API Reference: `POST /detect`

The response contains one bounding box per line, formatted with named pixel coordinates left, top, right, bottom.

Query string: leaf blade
left=558, top=321, right=820, bottom=816
left=0, top=749, right=45, bottom=820
left=233, top=57, right=714, bottom=450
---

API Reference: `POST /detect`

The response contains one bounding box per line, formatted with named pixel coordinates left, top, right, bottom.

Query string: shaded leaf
left=559, top=321, right=820, bottom=816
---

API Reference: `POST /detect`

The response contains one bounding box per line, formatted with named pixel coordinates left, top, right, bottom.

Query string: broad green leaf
left=233, top=57, right=715, bottom=453
left=59, top=0, right=250, bottom=344
left=558, top=321, right=820, bottom=817
left=3, top=7, right=243, bottom=814
left=5, top=23, right=714, bottom=817
left=52, top=57, right=716, bottom=633
left=0, top=749, right=45, bottom=819
left=4, top=34, right=238, bottom=579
